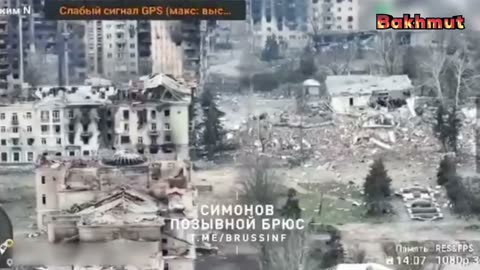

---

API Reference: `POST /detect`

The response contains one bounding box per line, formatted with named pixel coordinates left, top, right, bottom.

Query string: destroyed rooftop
left=325, top=75, right=413, bottom=96
left=0, top=73, right=193, bottom=105
left=37, top=152, right=151, bottom=168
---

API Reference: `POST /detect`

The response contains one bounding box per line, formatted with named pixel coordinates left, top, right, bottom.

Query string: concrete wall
left=151, top=21, right=184, bottom=78
left=169, top=104, right=189, bottom=160
left=36, top=166, right=66, bottom=228
left=330, top=95, right=370, bottom=113
left=47, top=220, right=79, bottom=243
left=58, top=190, right=97, bottom=210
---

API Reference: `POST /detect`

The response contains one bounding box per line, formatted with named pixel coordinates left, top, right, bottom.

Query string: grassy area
left=298, top=181, right=366, bottom=225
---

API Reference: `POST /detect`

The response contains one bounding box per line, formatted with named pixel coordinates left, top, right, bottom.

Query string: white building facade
left=150, top=21, right=184, bottom=78
left=86, top=20, right=139, bottom=81
left=309, top=0, right=360, bottom=31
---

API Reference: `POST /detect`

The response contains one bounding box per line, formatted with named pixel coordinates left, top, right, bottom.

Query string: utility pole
left=17, top=0, right=24, bottom=86
left=58, top=21, right=69, bottom=86
left=62, top=22, right=69, bottom=86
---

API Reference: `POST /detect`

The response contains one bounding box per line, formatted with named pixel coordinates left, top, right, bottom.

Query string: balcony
left=11, top=118, right=18, bottom=125
left=53, top=117, right=60, bottom=123
left=80, top=131, right=92, bottom=138
left=148, top=130, right=159, bottom=135
left=41, top=117, right=49, bottom=123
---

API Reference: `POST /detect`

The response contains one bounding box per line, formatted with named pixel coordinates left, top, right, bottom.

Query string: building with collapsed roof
left=325, top=75, right=413, bottom=114
left=35, top=152, right=195, bottom=269
left=0, top=73, right=192, bottom=164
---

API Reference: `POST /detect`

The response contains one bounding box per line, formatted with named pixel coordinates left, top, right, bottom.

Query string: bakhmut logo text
left=376, top=14, right=465, bottom=30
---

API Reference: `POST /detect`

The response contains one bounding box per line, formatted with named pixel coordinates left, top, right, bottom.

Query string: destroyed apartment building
left=33, top=152, right=196, bottom=269
left=0, top=73, right=192, bottom=164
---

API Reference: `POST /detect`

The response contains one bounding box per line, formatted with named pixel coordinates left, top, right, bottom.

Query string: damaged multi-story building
left=150, top=20, right=212, bottom=83
left=85, top=21, right=140, bottom=82
left=309, top=0, right=359, bottom=31
left=248, top=0, right=309, bottom=49
left=0, top=0, right=7, bottom=91
left=0, top=73, right=192, bottom=163
left=32, top=152, right=196, bottom=269
left=110, top=74, right=192, bottom=160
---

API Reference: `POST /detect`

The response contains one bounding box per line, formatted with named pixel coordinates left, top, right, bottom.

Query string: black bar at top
left=44, top=0, right=246, bottom=20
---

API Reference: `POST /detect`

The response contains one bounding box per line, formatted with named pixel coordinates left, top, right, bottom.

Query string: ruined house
left=34, top=152, right=195, bottom=269
left=325, top=75, right=413, bottom=114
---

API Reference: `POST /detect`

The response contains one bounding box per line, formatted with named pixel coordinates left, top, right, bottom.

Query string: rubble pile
left=246, top=104, right=477, bottom=166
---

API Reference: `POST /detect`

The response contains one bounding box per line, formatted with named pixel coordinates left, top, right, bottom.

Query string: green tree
left=261, top=35, right=280, bottom=62
left=298, top=46, right=317, bottom=78
left=437, top=155, right=457, bottom=186
left=200, top=89, right=225, bottom=159
left=433, top=104, right=448, bottom=151
left=363, top=159, right=392, bottom=216
left=281, top=188, right=302, bottom=219
left=446, top=106, right=462, bottom=153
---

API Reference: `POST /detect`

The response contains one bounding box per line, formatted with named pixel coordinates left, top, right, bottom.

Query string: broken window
left=41, top=176, right=45, bottom=184
left=82, top=137, right=90, bottom=145
left=123, top=110, right=129, bottom=120
left=69, top=124, right=75, bottom=131
left=54, top=125, right=61, bottom=134
left=348, top=16, right=353, bottom=22
left=1, top=139, right=5, bottom=145
left=27, top=138, right=34, bottom=145
left=124, top=123, right=129, bottom=131
left=349, top=97, right=354, bottom=106
left=53, top=110, right=60, bottom=122
left=41, top=125, right=49, bottom=134
left=69, top=151, right=75, bottom=156
left=13, top=152, right=19, bottom=162
left=42, top=194, right=46, bottom=205
left=12, top=138, right=19, bottom=145
left=151, top=110, right=156, bottom=119
left=27, top=152, right=33, bottom=162
left=1, top=152, right=6, bottom=161
left=68, top=134, right=75, bottom=144
left=164, top=135, right=171, bottom=142
left=164, top=109, right=170, bottom=117
left=121, top=136, right=130, bottom=144
left=83, top=150, right=90, bottom=156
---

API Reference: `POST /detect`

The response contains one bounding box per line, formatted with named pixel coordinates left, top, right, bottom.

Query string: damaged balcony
left=80, top=131, right=93, bottom=138
left=148, top=130, right=159, bottom=135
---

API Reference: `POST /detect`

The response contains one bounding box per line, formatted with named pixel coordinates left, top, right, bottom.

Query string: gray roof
left=325, top=75, right=412, bottom=96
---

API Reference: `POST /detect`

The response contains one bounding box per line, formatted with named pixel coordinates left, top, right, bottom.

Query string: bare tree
left=373, top=32, right=403, bottom=75
left=421, top=47, right=448, bottom=100
left=237, top=153, right=281, bottom=206
left=449, top=43, right=480, bottom=106
left=266, top=229, right=317, bottom=270
left=237, top=154, right=282, bottom=270
left=317, top=45, right=355, bottom=76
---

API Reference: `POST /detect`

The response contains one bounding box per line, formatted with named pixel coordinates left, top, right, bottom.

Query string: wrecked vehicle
left=406, top=199, right=443, bottom=221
